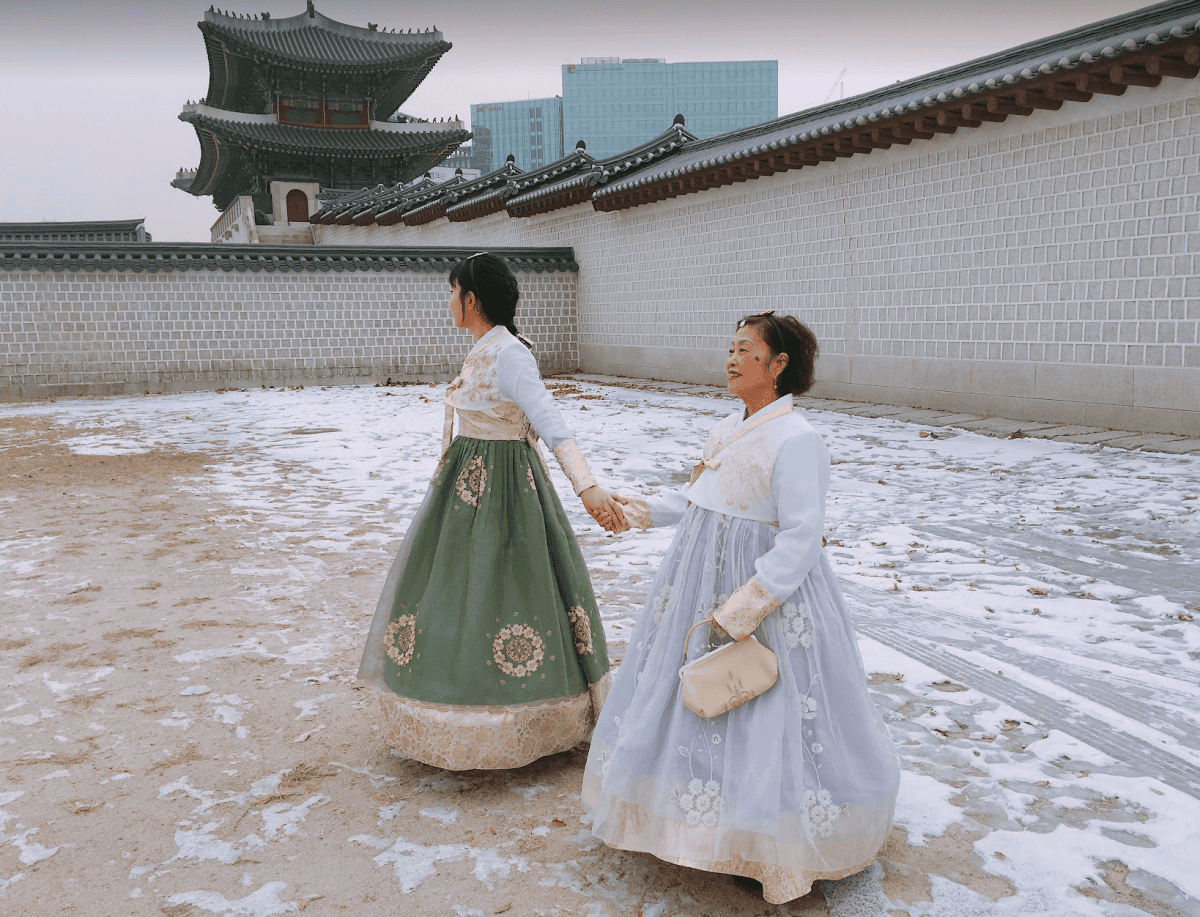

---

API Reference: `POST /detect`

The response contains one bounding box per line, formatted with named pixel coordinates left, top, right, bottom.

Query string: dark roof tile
left=201, top=6, right=448, bottom=69
left=180, top=109, right=469, bottom=156
left=0, top=242, right=578, bottom=274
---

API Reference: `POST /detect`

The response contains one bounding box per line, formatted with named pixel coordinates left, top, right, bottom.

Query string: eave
left=446, top=188, right=509, bottom=223
left=1, top=242, right=579, bottom=275
left=399, top=199, right=447, bottom=226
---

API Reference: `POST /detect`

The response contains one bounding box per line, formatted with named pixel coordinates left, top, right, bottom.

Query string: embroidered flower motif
left=449, top=344, right=500, bottom=404
left=707, top=592, right=732, bottom=619
left=492, top=624, right=545, bottom=678
left=800, top=695, right=819, bottom=719
left=525, top=465, right=537, bottom=492
left=384, top=614, right=417, bottom=667
left=676, top=777, right=723, bottom=826
left=566, top=605, right=594, bottom=656
left=780, top=601, right=815, bottom=649
left=716, top=429, right=775, bottom=511
left=812, top=743, right=824, bottom=754
left=652, top=586, right=673, bottom=624
left=433, top=452, right=450, bottom=485
left=455, top=456, right=487, bottom=507
left=804, top=788, right=845, bottom=838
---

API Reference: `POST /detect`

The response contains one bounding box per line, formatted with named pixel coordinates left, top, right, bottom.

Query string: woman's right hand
left=581, top=485, right=629, bottom=533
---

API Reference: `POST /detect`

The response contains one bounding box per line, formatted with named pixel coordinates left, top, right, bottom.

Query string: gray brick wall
left=316, top=80, right=1200, bottom=435
left=0, top=268, right=578, bottom=399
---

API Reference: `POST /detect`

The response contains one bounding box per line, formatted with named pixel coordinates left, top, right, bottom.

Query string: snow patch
left=165, top=881, right=297, bottom=915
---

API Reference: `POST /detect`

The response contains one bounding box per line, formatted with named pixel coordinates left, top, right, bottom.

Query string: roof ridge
left=204, top=4, right=444, bottom=44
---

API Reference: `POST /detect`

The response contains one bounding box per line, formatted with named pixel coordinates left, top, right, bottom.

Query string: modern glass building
left=470, top=97, right=564, bottom=174
left=561, top=58, right=777, bottom=160
left=469, top=58, right=777, bottom=171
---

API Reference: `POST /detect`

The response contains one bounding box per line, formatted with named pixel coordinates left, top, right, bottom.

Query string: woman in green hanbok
left=358, top=252, right=626, bottom=770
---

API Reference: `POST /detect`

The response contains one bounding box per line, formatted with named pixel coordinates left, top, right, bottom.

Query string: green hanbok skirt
left=358, top=436, right=610, bottom=770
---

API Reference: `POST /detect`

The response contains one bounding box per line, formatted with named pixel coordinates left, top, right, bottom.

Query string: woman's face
left=448, top=280, right=469, bottom=328
left=726, top=325, right=781, bottom=403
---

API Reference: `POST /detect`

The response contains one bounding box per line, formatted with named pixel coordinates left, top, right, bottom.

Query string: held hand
left=581, top=486, right=629, bottom=533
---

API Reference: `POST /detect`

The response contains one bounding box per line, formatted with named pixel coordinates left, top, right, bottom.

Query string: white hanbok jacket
left=629, top=394, right=829, bottom=638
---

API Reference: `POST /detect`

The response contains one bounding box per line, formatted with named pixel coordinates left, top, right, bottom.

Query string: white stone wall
left=315, top=79, right=1200, bottom=436
left=0, top=267, right=577, bottom=399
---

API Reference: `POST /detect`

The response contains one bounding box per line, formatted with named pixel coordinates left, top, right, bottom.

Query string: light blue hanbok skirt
left=583, top=504, right=900, bottom=904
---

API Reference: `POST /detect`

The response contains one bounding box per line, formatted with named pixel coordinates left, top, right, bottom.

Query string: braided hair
left=449, top=252, right=531, bottom=348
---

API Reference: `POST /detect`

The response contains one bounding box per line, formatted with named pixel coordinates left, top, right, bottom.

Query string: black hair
left=736, top=313, right=819, bottom=396
left=448, top=252, right=529, bottom=346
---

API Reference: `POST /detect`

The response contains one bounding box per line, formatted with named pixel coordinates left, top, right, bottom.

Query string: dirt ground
left=1, top=399, right=1171, bottom=917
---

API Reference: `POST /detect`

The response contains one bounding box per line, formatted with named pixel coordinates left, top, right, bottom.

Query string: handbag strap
left=683, top=617, right=720, bottom=655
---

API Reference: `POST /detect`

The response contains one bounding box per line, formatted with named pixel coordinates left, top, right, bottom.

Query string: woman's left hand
left=581, top=485, right=629, bottom=533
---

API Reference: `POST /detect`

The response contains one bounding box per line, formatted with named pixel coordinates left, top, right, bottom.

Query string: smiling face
left=726, top=324, right=785, bottom=407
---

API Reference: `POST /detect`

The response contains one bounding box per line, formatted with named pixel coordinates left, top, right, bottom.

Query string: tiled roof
left=593, top=0, right=1200, bottom=207
left=310, top=159, right=523, bottom=224
left=441, top=159, right=524, bottom=201
left=507, top=121, right=694, bottom=215
left=0, top=243, right=578, bottom=274
left=201, top=5, right=448, bottom=69
left=179, top=109, right=468, bottom=156
left=303, top=120, right=694, bottom=224
left=0, top=220, right=151, bottom=243
left=446, top=186, right=510, bottom=222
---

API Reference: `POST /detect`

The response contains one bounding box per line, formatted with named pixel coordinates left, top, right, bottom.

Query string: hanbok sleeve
left=622, top=486, right=691, bottom=529
left=714, top=429, right=828, bottom=640
left=496, top=343, right=597, bottom=494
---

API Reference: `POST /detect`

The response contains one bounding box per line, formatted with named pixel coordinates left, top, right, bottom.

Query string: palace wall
left=0, top=254, right=577, bottom=399
left=314, top=79, right=1200, bottom=436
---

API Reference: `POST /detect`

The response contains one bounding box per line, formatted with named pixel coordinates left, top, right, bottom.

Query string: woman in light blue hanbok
left=583, top=313, right=900, bottom=904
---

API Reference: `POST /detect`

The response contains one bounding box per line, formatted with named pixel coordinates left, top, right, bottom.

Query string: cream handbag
left=678, top=618, right=778, bottom=719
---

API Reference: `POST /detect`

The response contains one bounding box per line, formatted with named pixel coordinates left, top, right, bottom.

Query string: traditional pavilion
left=173, top=2, right=470, bottom=242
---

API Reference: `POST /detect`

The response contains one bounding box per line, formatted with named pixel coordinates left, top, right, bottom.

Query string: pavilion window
left=278, top=98, right=369, bottom=128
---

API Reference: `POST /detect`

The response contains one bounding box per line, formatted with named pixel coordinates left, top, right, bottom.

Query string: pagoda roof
left=180, top=106, right=468, bottom=156
left=201, top=4, right=448, bottom=68
left=200, top=4, right=451, bottom=118
left=177, top=105, right=469, bottom=211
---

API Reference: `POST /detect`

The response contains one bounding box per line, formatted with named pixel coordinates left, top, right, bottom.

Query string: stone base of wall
left=816, top=355, right=1200, bottom=437
left=579, top=343, right=728, bottom=385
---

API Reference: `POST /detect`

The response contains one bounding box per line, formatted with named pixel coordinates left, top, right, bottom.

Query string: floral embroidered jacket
left=443, top=325, right=596, bottom=494
left=631, top=394, right=830, bottom=640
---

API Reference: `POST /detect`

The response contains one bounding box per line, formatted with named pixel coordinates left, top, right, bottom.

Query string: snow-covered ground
left=1, top=378, right=1198, bottom=916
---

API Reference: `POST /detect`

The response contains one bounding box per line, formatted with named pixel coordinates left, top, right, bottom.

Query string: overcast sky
left=0, top=0, right=1155, bottom=242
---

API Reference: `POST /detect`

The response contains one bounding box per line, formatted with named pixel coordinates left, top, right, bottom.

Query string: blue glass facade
left=562, top=59, right=777, bottom=160
left=469, top=97, right=564, bottom=174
